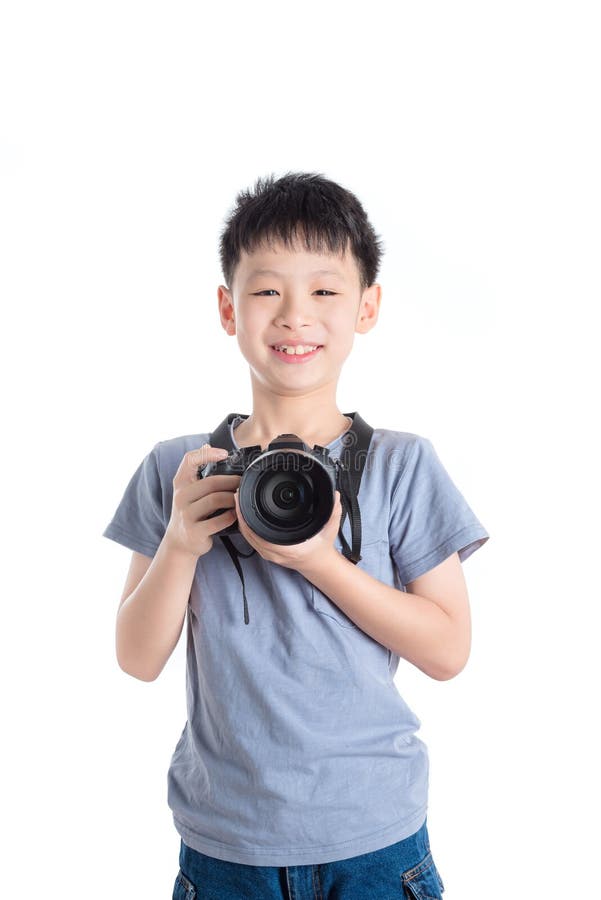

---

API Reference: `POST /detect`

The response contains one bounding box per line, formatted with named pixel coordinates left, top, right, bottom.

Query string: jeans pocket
left=401, top=848, right=445, bottom=899
left=311, top=538, right=384, bottom=629
left=172, top=868, right=197, bottom=900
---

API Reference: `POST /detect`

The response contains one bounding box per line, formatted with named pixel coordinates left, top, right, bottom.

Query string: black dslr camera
left=197, top=433, right=339, bottom=544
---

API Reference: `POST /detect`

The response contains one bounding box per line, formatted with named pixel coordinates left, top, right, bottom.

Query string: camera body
left=198, top=433, right=339, bottom=545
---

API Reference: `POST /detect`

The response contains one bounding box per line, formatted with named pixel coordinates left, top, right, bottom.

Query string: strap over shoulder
left=334, top=411, right=374, bottom=565
left=209, top=412, right=247, bottom=453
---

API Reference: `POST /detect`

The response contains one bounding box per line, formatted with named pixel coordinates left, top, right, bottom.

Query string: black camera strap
left=335, top=410, right=374, bottom=566
left=206, top=411, right=374, bottom=625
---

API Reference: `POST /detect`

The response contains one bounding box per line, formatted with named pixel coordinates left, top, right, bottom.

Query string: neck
left=234, top=403, right=352, bottom=451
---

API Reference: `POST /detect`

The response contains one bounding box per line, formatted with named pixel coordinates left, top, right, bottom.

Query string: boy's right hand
left=164, top=444, right=241, bottom=559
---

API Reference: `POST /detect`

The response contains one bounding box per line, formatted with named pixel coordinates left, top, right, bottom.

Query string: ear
left=355, top=283, right=381, bottom=334
left=217, top=285, right=236, bottom=336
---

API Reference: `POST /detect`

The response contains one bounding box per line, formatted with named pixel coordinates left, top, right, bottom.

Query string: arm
left=116, top=541, right=198, bottom=682
left=113, top=444, right=240, bottom=682
left=299, top=550, right=471, bottom=681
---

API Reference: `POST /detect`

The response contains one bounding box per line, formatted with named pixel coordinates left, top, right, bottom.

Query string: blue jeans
left=172, top=816, right=445, bottom=899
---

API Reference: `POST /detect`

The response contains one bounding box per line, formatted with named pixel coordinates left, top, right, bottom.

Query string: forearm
left=116, top=539, right=198, bottom=681
left=299, top=550, right=459, bottom=681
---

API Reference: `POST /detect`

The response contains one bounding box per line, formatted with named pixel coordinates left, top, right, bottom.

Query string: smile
left=269, top=345, right=323, bottom=363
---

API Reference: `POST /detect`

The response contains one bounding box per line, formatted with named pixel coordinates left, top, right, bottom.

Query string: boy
left=103, top=171, right=489, bottom=899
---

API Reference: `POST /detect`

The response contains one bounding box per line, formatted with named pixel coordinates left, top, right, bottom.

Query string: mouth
left=269, top=344, right=324, bottom=363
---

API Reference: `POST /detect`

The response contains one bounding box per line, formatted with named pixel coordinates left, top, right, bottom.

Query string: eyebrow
left=247, top=268, right=344, bottom=279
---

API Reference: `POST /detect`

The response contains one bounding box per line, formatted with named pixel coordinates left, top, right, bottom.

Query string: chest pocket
left=310, top=538, right=385, bottom=629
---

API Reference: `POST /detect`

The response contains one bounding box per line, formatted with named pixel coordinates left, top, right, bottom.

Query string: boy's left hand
left=233, top=488, right=342, bottom=575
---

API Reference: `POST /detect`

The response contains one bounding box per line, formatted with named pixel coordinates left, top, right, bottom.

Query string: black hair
left=218, top=171, right=385, bottom=294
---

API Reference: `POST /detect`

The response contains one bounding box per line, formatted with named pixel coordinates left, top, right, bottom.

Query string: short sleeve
left=102, top=442, right=166, bottom=557
left=388, top=436, right=490, bottom=586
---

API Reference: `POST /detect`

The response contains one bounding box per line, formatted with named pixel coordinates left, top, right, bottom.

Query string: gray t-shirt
left=102, top=416, right=489, bottom=866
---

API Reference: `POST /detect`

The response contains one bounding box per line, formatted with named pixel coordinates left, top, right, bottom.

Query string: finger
left=233, top=491, right=249, bottom=533
left=235, top=495, right=264, bottom=549
left=173, top=444, right=229, bottom=487
left=190, top=489, right=238, bottom=518
left=329, top=491, right=342, bottom=525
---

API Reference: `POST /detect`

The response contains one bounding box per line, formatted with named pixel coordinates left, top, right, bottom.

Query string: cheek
left=249, top=306, right=272, bottom=330
left=235, top=311, right=264, bottom=347
left=326, top=314, right=356, bottom=350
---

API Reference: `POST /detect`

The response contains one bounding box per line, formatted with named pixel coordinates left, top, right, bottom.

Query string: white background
left=1, top=2, right=599, bottom=897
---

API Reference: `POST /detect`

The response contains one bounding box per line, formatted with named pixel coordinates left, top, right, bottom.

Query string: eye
left=250, top=290, right=337, bottom=296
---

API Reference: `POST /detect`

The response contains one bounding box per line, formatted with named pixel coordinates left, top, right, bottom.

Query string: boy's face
left=218, top=240, right=381, bottom=395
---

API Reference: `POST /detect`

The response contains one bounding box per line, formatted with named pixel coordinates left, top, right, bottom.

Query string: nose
left=273, top=292, right=314, bottom=331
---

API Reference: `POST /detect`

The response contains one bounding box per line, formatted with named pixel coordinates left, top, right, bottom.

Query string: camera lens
left=256, top=469, right=313, bottom=528
left=238, top=447, right=335, bottom=544
left=274, top=480, right=301, bottom=508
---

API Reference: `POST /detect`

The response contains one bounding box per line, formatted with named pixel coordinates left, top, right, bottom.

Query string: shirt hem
left=398, top=522, right=489, bottom=585
left=102, top=522, right=160, bottom=557
left=172, top=806, right=428, bottom=866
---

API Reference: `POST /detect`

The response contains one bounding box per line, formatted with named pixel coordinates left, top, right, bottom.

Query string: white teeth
left=274, top=344, right=319, bottom=354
